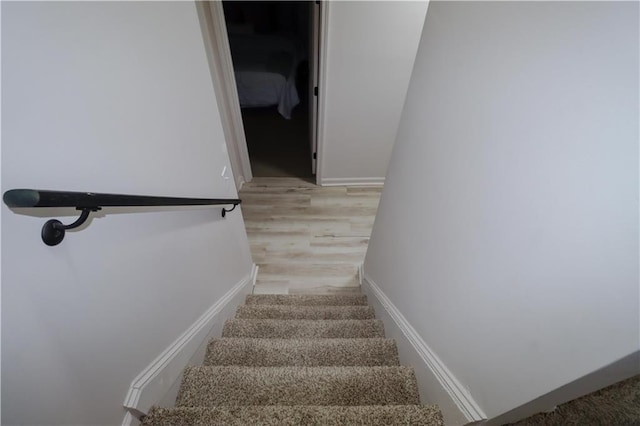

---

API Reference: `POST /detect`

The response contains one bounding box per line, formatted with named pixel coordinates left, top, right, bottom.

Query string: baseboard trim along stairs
left=141, top=292, right=445, bottom=425
left=360, top=265, right=487, bottom=424
left=122, top=265, right=258, bottom=423
left=320, top=177, right=385, bottom=187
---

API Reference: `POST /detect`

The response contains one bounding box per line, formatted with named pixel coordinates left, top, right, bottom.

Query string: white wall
left=364, top=1, right=639, bottom=422
left=318, top=1, right=427, bottom=185
left=1, top=2, right=253, bottom=425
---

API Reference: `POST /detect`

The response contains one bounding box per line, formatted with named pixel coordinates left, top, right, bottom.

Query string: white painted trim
left=309, top=0, right=320, bottom=175
left=197, top=1, right=252, bottom=189
left=251, top=264, right=259, bottom=289
left=361, top=271, right=487, bottom=424
left=320, top=177, right=385, bottom=187
left=237, top=176, right=246, bottom=192
left=315, top=0, right=330, bottom=186
left=121, top=412, right=139, bottom=426
left=208, top=1, right=253, bottom=184
left=122, top=264, right=258, bottom=424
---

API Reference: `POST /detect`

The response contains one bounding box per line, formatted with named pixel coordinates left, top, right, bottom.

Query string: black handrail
left=3, top=189, right=241, bottom=246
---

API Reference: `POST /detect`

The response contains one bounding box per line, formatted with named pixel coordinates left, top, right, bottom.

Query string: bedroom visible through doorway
left=222, top=1, right=317, bottom=179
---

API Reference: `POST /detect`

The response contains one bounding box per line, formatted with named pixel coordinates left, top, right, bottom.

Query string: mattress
left=229, top=34, right=301, bottom=119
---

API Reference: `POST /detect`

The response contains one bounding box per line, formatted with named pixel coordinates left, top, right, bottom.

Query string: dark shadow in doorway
left=242, top=103, right=312, bottom=179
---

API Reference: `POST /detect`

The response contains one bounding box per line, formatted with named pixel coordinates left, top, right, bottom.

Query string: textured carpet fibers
left=143, top=293, right=444, bottom=425
left=222, top=319, right=385, bottom=338
left=510, top=375, right=640, bottom=426
left=143, top=405, right=445, bottom=426
left=236, top=304, right=376, bottom=320
left=246, top=294, right=368, bottom=306
left=204, top=338, right=400, bottom=367
left=176, top=366, right=420, bottom=407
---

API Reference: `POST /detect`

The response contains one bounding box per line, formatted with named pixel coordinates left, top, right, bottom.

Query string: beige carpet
left=142, top=293, right=444, bottom=425
left=509, top=375, right=640, bottom=426
left=144, top=405, right=444, bottom=425
left=234, top=305, right=376, bottom=320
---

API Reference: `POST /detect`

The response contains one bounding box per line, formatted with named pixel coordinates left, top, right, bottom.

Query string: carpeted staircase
left=142, top=293, right=444, bottom=425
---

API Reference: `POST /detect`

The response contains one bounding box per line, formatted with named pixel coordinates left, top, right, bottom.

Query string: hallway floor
left=238, top=177, right=382, bottom=294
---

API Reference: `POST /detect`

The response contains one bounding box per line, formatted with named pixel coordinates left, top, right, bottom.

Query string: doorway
left=221, top=1, right=319, bottom=179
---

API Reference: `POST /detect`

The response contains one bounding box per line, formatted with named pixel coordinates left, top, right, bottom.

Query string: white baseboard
left=320, top=177, right=385, bottom=187
left=235, top=176, right=246, bottom=192
left=121, top=412, right=139, bottom=426
left=122, top=264, right=258, bottom=424
left=361, top=270, right=486, bottom=425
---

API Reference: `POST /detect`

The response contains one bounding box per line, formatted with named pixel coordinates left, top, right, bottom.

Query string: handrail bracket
left=221, top=203, right=239, bottom=218
left=41, top=207, right=101, bottom=246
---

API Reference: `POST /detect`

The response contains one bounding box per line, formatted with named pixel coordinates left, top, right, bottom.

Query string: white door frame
left=196, top=1, right=252, bottom=190
left=197, top=0, right=328, bottom=186
left=309, top=1, right=320, bottom=175
left=315, top=0, right=329, bottom=186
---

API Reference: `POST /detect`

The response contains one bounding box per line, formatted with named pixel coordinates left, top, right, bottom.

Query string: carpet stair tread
left=204, top=338, right=400, bottom=366
left=222, top=319, right=384, bottom=338
left=176, top=366, right=420, bottom=407
left=236, top=305, right=375, bottom=320
left=246, top=294, right=367, bottom=306
left=142, top=405, right=444, bottom=426
left=143, top=290, right=444, bottom=425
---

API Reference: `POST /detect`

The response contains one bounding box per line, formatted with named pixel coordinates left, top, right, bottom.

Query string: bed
left=228, top=34, right=301, bottom=120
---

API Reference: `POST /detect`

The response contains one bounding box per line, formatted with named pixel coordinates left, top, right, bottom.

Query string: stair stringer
left=121, top=264, right=258, bottom=425
left=360, top=265, right=486, bottom=425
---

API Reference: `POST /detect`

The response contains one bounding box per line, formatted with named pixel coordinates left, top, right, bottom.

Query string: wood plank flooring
left=239, top=178, right=382, bottom=295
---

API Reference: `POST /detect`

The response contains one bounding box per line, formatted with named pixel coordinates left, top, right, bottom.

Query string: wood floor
left=239, top=177, right=382, bottom=295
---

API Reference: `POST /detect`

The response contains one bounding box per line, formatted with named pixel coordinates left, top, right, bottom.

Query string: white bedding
left=229, top=34, right=300, bottom=119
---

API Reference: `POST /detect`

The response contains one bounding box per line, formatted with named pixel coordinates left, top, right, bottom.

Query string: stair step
left=246, top=294, right=368, bottom=306
left=236, top=305, right=375, bottom=320
left=222, top=319, right=384, bottom=338
left=176, top=366, right=420, bottom=407
left=205, top=338, right=400, bottom=367
left=143, top=405, right=444, bottom=426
